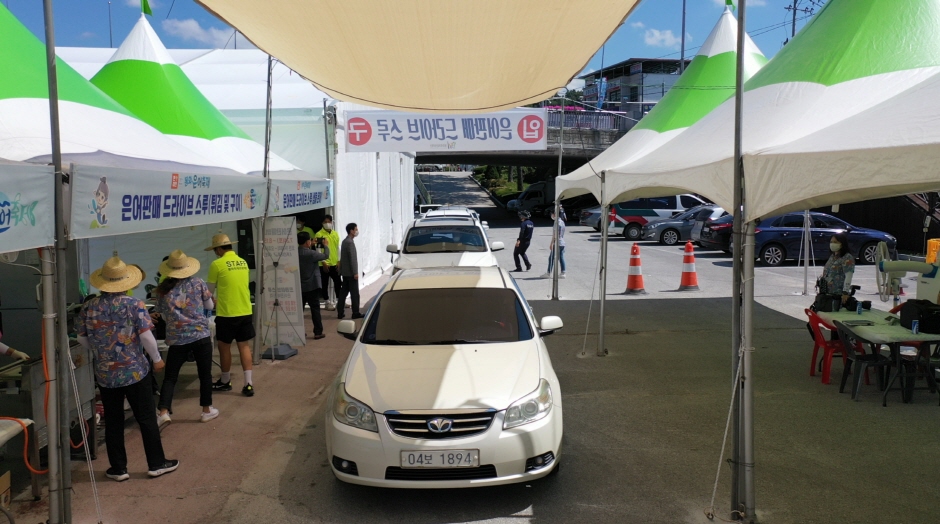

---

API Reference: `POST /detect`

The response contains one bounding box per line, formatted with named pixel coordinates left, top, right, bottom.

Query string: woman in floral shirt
left=822, top=231, right=856, bottom=306
left=78, top=255, right=179, bottom=481
left=155, top=250, right=219, bottom=424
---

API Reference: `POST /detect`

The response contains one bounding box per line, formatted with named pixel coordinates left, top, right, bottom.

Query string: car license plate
left=401, top=450, right=480, bottom=468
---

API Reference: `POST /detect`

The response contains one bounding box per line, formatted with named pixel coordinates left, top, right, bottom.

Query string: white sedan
left=327, top=267, right=563, bottom=488
left=387, top=218, right=503, bottom=272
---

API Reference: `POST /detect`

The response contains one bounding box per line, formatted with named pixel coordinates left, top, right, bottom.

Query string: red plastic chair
left=806, top=308, right=863, bottom=385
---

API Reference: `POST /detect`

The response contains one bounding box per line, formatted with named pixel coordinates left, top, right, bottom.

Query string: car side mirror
left=386, top=244, right=399, bottom=254
left=490, top=241, right=505, bottom=251
left=539, top=316, right=563, bottom=336
left=337, top=320, right=358, bottom=340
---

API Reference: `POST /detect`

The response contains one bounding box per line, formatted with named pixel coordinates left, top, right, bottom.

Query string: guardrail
left=546, top=111, right=632, bottom=132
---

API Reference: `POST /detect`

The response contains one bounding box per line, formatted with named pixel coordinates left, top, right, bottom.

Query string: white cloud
left=630, top=21, right=645, bottom=29
left=162, top=18, right=234, bottom=48
left=644, top=28, right=682, bottom=49
left=80, top=31, right=96, bottom=39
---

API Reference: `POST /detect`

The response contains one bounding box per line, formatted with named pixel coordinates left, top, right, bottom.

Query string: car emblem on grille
left=427, top=417, right=453, bottom=433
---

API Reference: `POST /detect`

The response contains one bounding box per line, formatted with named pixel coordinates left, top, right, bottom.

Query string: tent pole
left=322, top=99, right=337, bottom=307
left=742, top=220, right=756, bottom=522
left=730, top=0, right=747, bottom=517
left=254, top=53, right=275, bottom=365
left=597, top=170, right=608, bottom=357
left=41, top=1, right=66, bottom=521
left=552, top=103, right=564, bottom=300
left=679, top=0, right=687, bottom=74
left=802, top=210, right=811, bottom=294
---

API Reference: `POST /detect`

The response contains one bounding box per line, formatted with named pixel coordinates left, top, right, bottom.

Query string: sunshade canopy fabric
left=91, top=15, right=300, bottom=176
left=604, top=0, right=940, bottom=222
left=196, top=0, right=640, bottom=112
left=556, top=7, right=766, bottom=203
left=0, top=3, right=234, bottom=173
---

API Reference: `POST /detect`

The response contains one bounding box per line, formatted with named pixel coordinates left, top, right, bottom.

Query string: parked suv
left=579, top=194, right=706, bottom=236
left=697, top=212, right=897, bottom=266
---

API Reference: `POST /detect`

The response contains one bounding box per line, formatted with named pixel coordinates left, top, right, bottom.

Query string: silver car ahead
left=641, top=204, right=722, bottom=245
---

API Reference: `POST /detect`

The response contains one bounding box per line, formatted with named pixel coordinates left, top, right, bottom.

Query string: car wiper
left=367, top=339, right=417, bottom=345
left=425, top=339, right=489, bottom=345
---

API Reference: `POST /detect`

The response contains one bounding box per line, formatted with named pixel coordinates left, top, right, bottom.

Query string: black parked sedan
left=698, top=212, right=897, bottom=266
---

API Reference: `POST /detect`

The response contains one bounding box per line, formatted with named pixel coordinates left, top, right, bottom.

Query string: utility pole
left=784, top=0, right=819, bottom=42
left=679, top=0, right=687, bottom=74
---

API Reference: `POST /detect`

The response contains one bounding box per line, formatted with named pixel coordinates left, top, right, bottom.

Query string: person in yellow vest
left=296, top=215, right=316, bottom=239
left=314, top=214, right=342, bottom=310
left=205, top=233, right=256, bottom=397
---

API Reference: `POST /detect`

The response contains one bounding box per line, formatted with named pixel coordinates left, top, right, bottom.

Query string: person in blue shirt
left=512, top=211, right=534, bottom=272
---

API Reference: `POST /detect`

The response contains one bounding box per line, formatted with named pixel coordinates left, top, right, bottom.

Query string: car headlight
left=332, top=381, right=378, bottom=432
left=503, top=379, right=553, bottom=429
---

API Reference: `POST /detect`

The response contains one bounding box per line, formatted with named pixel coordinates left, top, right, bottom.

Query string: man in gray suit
left=337, top=223, right=362, bottom=319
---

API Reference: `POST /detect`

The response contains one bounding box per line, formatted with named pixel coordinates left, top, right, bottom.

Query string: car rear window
left=403, top=226, right=487, bottom=253
left=360, top=288, right=534, bottom=345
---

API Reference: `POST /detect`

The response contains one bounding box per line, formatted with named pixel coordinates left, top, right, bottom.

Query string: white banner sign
left=0, top=164, right=55, bottom=253
left=70, top=164, right=266, bottom=239
left=269, top=177, right=333, bottom=216
left=260, top=217, right=305, bottom=348
left=344, top=109, right=547, bottom=152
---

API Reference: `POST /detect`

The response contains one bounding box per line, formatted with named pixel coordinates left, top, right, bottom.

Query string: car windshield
left=403, top=226, right=487, bottom=253
left=361, top=288, right=534, bottom=345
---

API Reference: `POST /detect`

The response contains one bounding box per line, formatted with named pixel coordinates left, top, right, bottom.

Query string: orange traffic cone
left=625, top=243, right=648, bottom=295
left=678, top=241, right=700, bottom=291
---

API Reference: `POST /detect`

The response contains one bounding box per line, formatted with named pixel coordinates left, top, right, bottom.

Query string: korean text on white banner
left=260, top=216, right=305, bottom=348
left=0, top=163, right=55, bottom=253
left=344, top=109, right=547, bottom=152
left=69, top=164, right=267, bottom=239
left=268, top=177, right=333, bottom=216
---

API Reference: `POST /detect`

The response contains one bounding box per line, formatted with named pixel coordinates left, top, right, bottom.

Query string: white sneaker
left=157, top=411, right=171, bottom=428
left=325, top=301, right=336, bottom=311
left=200, top=407, right=219, bottom=423
left=540, top=273, right=552, bottom=279
left=561, top=273, right=566, bottom=279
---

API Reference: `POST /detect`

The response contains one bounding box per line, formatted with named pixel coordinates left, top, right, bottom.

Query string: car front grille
left=384, top=410, right=497, bottom=440
left=385, top=465, right=497, bottom=481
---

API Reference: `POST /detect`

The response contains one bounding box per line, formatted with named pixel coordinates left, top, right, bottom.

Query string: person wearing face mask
left=314, top=214, right=342, bottom=310
left=822, top=232, right=855, bottom=306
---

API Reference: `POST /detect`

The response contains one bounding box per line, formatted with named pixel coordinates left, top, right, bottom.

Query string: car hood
left=643, top=218, right=679, bottom=229
left=395, top=252, right=498, bottom=269
left=344, top=341, right=541, bottom=412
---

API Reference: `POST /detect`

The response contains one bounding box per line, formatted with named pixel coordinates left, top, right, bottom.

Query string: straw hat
left=205, top=232, right=237, bottom=251
left=89, top=254, right=144, bottom=293
left=159, top=250, right=201, bottom=279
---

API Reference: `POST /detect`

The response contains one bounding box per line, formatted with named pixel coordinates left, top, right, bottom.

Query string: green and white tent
left=91, top=14, right=301, bottom=176
left=556, top=5, right=767, bottom=202
left=607, top=0, right=940, bottom=221
left=0, top=3, right=232, bottom=172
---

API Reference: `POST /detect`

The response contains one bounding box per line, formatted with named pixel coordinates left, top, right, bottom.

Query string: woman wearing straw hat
left=77, top=254, right=179, bottom=481
left=154, top=250, right=219, bottom=425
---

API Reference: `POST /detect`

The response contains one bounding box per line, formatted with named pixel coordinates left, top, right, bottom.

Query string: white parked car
left=423, top=206, right=489, bottom=230
left=387, top=218, right=502, bottom=272
left=327, top=267, right=564, bottom=487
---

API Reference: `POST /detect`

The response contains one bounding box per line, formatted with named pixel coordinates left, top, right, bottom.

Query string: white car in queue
left=387, top=217, right=503, bottom=272
left=327, top=267, right=564, bottom=488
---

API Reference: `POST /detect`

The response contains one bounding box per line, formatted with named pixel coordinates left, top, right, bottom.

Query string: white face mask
left=830, top=242, right=841, bottom=253
left=324, top=222, right=333, bottom=231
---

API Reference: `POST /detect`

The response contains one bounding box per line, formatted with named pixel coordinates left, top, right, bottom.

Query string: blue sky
left=6, top=0, right=823, bottom=59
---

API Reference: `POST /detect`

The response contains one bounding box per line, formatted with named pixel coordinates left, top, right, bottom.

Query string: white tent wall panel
left=333, top=103, right=415, bottom=287
left=224, top=109, right=329, bottom=178
left=86, top=222, right=240, bottom=293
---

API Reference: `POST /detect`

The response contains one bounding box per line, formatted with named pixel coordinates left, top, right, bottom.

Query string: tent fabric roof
left=0, top=3, right=237, bottom=172
left=602, top=0, right=940, bottom=222
left=91, top=15, right=300, bottom=175
left=196, top=0, right=641, bottom=112
left=556, top=7, right=766, bottom=203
